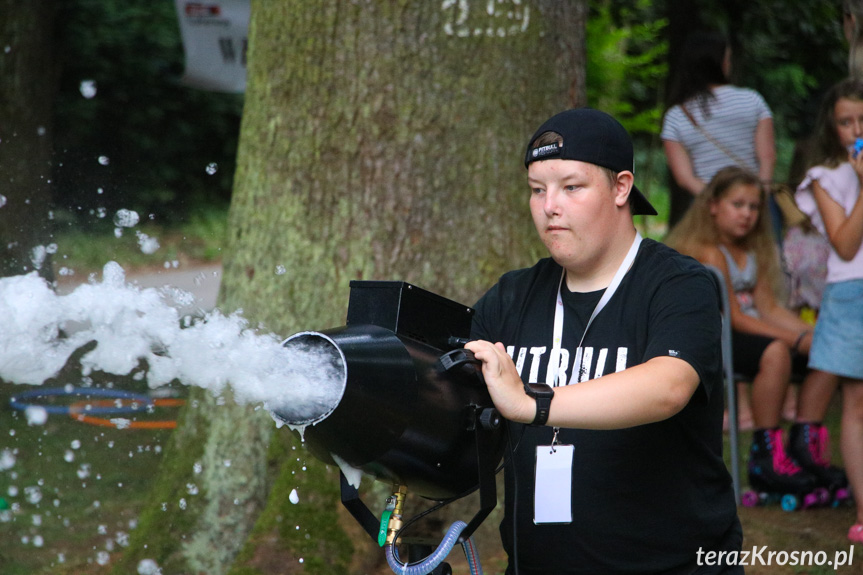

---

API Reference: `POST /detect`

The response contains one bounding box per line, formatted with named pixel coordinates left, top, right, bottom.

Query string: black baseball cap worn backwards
left=524, top=107, right=658, bottom=216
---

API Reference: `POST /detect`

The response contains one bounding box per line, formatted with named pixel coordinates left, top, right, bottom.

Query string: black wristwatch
left=524, top=382, right=554, bottom=426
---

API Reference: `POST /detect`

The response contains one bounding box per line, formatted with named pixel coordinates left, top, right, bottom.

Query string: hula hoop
left=69, top=398, right=186, bottom=429
left=9, top=387, right=153, bottom=415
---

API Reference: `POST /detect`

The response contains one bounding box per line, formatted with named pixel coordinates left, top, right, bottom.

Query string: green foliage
left=679, top=0, right=847, bottom=138
left=51, top=0, right=243, bottom=227
left=585, top=1, right=670, bottom=234
left=733, top=0, right=846, bottom=138
left=586, top=0, right=668, bottom=135
left=585, top=0, right=849, bottom=231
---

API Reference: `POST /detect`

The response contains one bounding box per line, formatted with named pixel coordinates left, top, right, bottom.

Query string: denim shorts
left=809, top=279, right=863, bottom=380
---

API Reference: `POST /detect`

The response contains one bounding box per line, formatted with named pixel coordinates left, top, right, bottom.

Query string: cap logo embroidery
left=531, top=142, right=562, bottom=160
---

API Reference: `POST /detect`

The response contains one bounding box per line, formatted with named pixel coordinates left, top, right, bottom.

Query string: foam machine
left=270, top=281, right=506, bottom=575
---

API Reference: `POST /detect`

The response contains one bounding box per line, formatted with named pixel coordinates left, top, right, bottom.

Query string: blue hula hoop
left=9, top=387, right=153, bottom=415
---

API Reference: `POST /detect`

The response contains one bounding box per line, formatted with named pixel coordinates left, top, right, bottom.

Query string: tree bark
left=116, top=2, right=587, bottom=573
left=536, top=0, right=589, bottom=108
left=0, top=0, right=59, bottom=281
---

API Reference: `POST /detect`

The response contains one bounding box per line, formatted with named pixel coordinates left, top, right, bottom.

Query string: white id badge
left=534, top=444, right=574, bottom=524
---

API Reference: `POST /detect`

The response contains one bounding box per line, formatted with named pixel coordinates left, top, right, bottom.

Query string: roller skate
left=742, top=427, right=827, bottom=511
left=788, top=422, right=852, bottom=507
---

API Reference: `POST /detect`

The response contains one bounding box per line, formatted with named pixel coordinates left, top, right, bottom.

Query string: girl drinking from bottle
left=795, top=77, right=863, bottom=542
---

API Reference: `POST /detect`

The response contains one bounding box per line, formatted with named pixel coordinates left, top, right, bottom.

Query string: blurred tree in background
left=0, top=0, right=847, bottom=242
left=0, top=0, right=59, bottom=279
left=50, top=0, right=242, bottom=229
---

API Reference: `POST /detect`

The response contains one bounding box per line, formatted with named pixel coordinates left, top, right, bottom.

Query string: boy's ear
left=614, top=171, right=635, bottom=208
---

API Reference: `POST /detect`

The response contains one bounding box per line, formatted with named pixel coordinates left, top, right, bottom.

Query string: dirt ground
left=735, top=503, right=860, bottom=575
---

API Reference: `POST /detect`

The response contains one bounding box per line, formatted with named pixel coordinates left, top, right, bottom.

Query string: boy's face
left=528, top=159, right=629, bottom=275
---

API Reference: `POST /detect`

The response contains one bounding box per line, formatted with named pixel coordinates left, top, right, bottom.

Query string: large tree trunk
left=116, top=2, right=586, bottom=573
left=0, top=0, right=59, bottom=281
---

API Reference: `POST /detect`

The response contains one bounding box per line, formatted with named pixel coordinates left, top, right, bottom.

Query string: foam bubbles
left=0, top=450, right=16, bottom=471
left=79, top=80, right=97, bottom=99
left=137, top=559, right=162, bottom=575
left=24, top=406, right=48, bottom=426
left=135, top=231, right=160, bottom=255
left=0, top=263, right=343, bottom=423
left=113, top=209, right=139, bottom=228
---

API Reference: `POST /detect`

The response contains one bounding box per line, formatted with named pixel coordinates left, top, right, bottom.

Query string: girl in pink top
left=795, top=78, right=863, bottom=541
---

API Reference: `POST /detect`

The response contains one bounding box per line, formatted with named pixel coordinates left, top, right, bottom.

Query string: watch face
left=525, top=382, right=554, bottom=398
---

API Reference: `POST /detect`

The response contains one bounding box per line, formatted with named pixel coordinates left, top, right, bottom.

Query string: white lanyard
left=546, top=231, right=643, bottom=387
left=537, top=232, right=642, bottom=520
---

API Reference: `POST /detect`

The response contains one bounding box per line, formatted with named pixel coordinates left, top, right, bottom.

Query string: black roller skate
left=788, top=422, right=852, bottom=507
left=743, top=427, right=827, bottom=511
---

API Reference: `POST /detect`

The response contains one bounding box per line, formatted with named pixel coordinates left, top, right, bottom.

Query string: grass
left=0, top=381, right=178, bottom=575
left=50, top=207, right=228, bottom=277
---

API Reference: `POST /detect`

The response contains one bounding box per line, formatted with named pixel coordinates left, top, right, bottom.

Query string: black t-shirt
left=471, top=239, right=740, bottom=574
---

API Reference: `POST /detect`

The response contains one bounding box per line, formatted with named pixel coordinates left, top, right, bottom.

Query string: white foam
left=330, top=452, right=364, bottom=489
left=0, top=263, right=343, bottom=421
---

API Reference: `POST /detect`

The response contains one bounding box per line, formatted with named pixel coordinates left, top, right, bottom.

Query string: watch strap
left=532, top=393, right=552, bottom=426
left=524, top=382, right=554, bottom=426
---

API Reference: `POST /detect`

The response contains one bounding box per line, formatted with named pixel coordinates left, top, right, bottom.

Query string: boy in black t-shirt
left=465, top=108, right=742, bottom=574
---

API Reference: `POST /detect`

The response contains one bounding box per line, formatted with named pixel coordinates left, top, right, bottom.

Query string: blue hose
left=461, top=535, right=483, bottom=575
left=385, top=520, right=483, bottom=575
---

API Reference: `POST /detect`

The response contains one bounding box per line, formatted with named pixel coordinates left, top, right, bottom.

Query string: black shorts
left=732, top=330, right=808, bottom=381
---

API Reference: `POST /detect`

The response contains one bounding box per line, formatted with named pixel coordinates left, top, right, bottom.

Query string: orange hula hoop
left=69, top=398, right=186, bottom=429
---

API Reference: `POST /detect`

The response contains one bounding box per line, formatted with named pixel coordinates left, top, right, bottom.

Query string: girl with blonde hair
left=667, top=165, right=824, bottom=502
